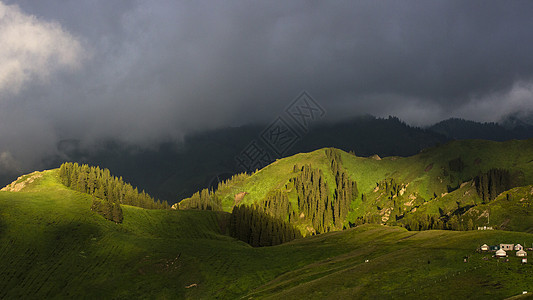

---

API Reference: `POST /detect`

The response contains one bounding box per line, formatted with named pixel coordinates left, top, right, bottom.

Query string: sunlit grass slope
left=463, top=185, right=533, bottom=233
left=0, top=170, right=234, bottom=298
left=203, top=139, right=533, bottom=229
left=1, top=169, right=533, bottom=299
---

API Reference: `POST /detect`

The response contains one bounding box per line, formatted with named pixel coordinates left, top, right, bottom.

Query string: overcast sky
left=1, top=0, right=533, bottom=172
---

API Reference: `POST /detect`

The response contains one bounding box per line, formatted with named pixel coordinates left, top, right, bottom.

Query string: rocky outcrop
left=1, top=171, right=42, bottom=192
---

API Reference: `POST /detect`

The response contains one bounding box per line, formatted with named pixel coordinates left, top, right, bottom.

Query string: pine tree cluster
left=178, top=188, right=222, bottom=210
left=286, top=149, right=358, bottom=234
left=214, top=173, right=249, bottom=191
left=327, top=148, right=358, bottom=229
left=378, top=178, right=402, bottom=200
left=90, top=196, right=123, bottom=223
left=229, top=205, right=302, bottom=247
left=178, top=173, right=248, bottom=210
left=474, top=168, right=512, bottom=203
left=402, top=214, right=445, bottom=231
left=291, top=165, right=334, bottom=233
left=179, top=148, right=358, bottom=235
left=59, top=162, right=169, bottom=210
left=445, top=215, right=476, bottom=231
left=256, top=190, right=293, bottom=221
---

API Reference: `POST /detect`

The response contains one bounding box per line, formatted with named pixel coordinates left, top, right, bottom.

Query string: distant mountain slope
left=180, top=139, right=533, bottom=235
left=36, top=116, right=448, bottom=203
left=428, top=117, right=533, bottom=140
left=1, top=172, right=533, bottom=298
left=500, top=111, right=533, bottom=129
left=4, top=115, right=533, bottom=205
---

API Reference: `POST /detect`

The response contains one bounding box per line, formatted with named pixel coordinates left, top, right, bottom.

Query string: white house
left=516, top=250, right=527, bottom=257
left=480, top=244, right=490, bottom=251
left=495, top=249, right=507, bottom=257
left=515, top=244, right=524, bottom=251
left=500, top=244, right=514, bottom=251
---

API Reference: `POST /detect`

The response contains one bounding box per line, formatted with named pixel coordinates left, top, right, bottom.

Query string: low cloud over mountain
left=2, top=0, right=533, bottom=174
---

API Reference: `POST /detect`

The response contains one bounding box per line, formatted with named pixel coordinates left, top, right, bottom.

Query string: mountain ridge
left=3, top=115, right=533, bottom=204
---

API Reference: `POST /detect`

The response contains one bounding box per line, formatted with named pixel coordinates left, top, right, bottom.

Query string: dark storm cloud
left=1, top=0, right=533, bottom=170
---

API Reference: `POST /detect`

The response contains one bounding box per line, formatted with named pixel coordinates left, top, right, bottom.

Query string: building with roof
left=495, top=249, right=507, bottom=257
left=500, top=244, right=514, bottom=251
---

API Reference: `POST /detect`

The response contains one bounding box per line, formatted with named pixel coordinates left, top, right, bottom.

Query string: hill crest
left=1, top=171, right=46, bottom=192
left=179, top=138, right=533, bottom=235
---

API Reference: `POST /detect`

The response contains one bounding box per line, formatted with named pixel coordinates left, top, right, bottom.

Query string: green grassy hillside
left=462, top=186, right=533, bottom=233
left=0, top=170, right=231, bottom=298
left=180, top=139, right=533, bottom=233
left=2, top=169, right=533, bottom=298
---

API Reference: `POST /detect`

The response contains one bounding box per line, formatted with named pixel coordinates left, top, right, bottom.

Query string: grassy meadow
left=1, top=169, right=533, bottom=298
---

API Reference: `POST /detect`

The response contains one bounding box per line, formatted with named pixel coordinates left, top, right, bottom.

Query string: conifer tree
left=229, top=204, right=301, bottom=247
left=59, top=162, right=168, bottom=210
left=112, top=202, right=123, bottom=223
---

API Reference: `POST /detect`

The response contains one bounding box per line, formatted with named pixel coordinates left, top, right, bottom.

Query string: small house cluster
left=477, top=226, right=494, bottom=230
left=480, top=243, right=529, bottom=263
